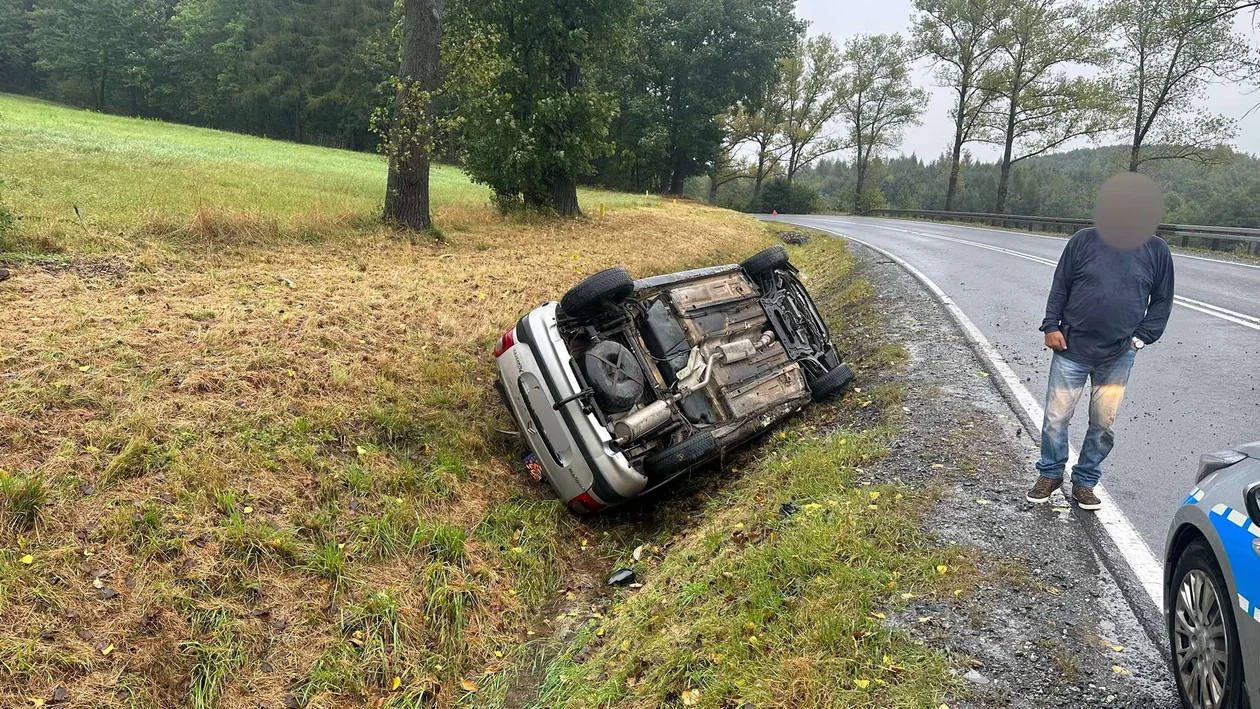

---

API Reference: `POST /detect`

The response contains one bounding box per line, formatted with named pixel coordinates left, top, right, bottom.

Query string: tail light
left=568, top=492, right=605, bottom=514
left=493, top=328, right=516, bottom=358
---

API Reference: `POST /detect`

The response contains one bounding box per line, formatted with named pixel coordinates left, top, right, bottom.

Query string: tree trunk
left=945, top=143, right=963, bottom=212
left=945, top=86, right=968, bottom=212
left=95, top=70, right=107, bottom=111
left=752, top=148, right=768, bottom=203
left=1130, top=53, right=1146, bottom=173
left=708, top=174, right=719, bottom=203
left=384, top=0, right=446, bottom=232
left=854, top=165, right=865, bottom=213
left=552, top=177, right=580, bottom=216
left=994, top=96, right=1018, bottom=214
left=668, top=149, right=686, bottom=195
left=550, top=58, right=583, bottom=216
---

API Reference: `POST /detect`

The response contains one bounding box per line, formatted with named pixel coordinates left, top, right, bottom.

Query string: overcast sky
left=795, top=0, right=1260, bottom=161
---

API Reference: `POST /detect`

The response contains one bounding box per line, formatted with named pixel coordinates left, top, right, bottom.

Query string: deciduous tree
left=780, top=34, right=847, bottom=184
left=838, top=34, right=929, bottom=212
left=445, top=0, right=632, bottom=215
left=978, top=0, right=1118, bottom=213
left=732, top=83, right=789, bottom=204
left=911, top=0, right=1005, bottom=211
left=1107, top=0, right=1254, bottom=171
left=644, top=0, right=803, bottom=195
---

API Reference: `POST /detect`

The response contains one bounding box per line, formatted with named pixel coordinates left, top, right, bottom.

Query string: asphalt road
left=765, top=214, right=1260, bottom=553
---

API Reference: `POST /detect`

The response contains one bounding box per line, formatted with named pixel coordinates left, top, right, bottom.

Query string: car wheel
left=740, top=245, right=790, bottom=279
left=643, top=431, right=716, bottom=478
left=559, top=267, right=634, bottom=322
left=1168, top=539, right=1246, bottom=709
left=809, top=363, right=855, bottom=402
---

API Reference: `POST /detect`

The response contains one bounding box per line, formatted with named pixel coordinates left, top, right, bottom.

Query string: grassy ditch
left=0, top=95, right=773, bottom=708
left=522, top=235, right=979, bottom=709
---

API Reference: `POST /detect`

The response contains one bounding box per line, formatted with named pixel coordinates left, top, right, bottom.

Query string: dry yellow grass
left=0, top=200, right=774, bottom=707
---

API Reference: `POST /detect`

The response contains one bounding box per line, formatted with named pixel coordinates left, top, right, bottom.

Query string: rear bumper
left=495, top=303, right=647, bottom=510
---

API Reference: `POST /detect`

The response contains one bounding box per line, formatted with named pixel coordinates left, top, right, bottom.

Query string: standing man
left=1026, top=173, right=1175, bottom=510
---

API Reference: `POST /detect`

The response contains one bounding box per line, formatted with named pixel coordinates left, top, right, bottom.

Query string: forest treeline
left=2, top=0, right=1259, bottom=222
left=704, top=145, right=1260, bottom=227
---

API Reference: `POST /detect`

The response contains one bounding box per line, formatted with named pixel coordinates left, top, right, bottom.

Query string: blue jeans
left=1036, top=349, right=1136, bottom=487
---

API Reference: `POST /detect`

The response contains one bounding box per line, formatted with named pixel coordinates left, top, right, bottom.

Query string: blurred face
left=1093, top=172, right=1165, bottom=250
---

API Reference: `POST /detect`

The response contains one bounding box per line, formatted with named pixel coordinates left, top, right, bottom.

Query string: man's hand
left=1044, top=331, right=1067, bottom=351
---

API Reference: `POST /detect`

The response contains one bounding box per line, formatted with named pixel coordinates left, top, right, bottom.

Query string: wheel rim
left=1174, top=568, right=1232, bottom=709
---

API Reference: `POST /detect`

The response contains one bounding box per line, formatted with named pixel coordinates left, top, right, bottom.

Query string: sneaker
left=1026, top=475, right=1062, bottom=503
left=1073, top=485, right=1102, bottom=511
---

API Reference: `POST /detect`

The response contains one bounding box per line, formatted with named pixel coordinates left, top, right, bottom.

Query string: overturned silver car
left=493, top=245, right=854, bottom=513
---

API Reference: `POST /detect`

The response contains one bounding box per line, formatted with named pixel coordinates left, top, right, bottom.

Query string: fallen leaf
left=78, top=365, right=91, bottom=372
left=681, top=688, right=702, bottom=706
left=20, top=554, right=33, bottom=565
left=975, top=499, right=991, bottom=505
left=100, top=643, right=114, bottom=656
left=854, top=679, right=870, bottom=689
left=28, top=698, right=45, bottom=707
left=953, top=589, right=963, bottom=597
left=632, top=545, right=645, bottom=561
left=900, top=592, right=915, bottom=600
left=1111, top=645, right=1124, bottom=653
left=870, top=612, right=886, bottom=620
left=937, top=565, right=949, bottom=575
left=868, top=491, right=880, bottom=502
left=390, top=676, right=401, bottom=691
left=459, top=680, right=477, bottom=693
left=356, top=446, right=368, bottom=456
left=1112, top=665, right=1131, bottom=675
left=243, top=506, right=254, bottom=514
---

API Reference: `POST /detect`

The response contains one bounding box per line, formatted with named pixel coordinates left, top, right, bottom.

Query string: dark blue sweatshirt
left=1040, top=228, right=1175, bottom=366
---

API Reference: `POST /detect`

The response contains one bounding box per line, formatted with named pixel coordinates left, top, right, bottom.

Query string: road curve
left=765, top=214, right=1260, bottom=555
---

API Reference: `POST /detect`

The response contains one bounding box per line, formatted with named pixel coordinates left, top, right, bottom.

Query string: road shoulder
left=849, top=244, right=1177, bottom=706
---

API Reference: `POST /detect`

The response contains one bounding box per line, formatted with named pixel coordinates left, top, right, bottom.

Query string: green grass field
left=0, top=96, right=973, bottom=708
left=0, top=93, right=654, bottom=254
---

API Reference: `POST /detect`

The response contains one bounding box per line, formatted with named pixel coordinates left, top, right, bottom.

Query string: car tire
left=643, top=431, right=716, bottom=478
left=560, top=267, right=634, bottom=322
left=1168, top=539, right=1246, bottom=709
left=740, top=245, right=790, bottom=279
left=809, top=363, right=855, bottom=402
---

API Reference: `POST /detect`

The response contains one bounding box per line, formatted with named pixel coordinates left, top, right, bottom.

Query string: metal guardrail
left=862, top=209, right=1260, bottom=253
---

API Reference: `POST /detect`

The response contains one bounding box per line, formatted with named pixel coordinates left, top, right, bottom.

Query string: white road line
left=843, top=216, right=1260, bottom=272
left=796, top=221, right=1166, bottom=608
left=812, top=218, right=1260, bottom=334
